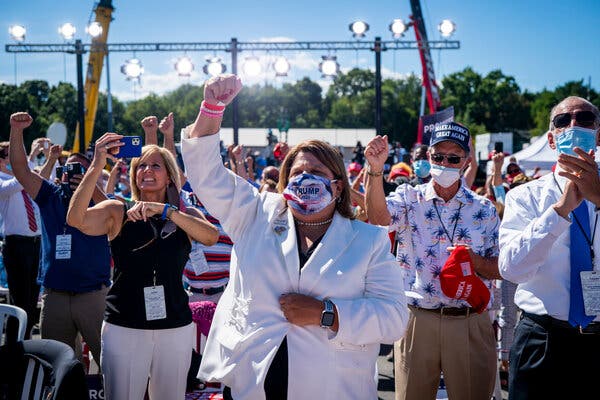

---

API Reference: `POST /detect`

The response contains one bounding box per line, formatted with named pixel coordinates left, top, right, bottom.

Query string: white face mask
left=430, top=164, right=461, bottom=188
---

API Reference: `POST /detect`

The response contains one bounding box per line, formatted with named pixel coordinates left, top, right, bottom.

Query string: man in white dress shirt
left=499, top=96, right=600, bottom=399
left=0, top=141, right=42, bottom=340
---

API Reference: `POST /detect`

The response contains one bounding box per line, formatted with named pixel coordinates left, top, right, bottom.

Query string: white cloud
left=112, top=70, right=203, bottom=101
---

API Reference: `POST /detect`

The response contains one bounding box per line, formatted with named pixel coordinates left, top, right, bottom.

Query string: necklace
left=295, top=217, right=333, bottom=227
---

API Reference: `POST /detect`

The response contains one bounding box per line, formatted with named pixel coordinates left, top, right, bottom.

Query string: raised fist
left=364, top=135, right=389, bottom=173
left=10, top=112, right=33, bottom=131
left=204, top=74, right=242, bottom=106
left=158, top=112, right=174, bottom=136
left=49, top=144, right=63, bottom=160
left=141, top=116, right=158, bottom=131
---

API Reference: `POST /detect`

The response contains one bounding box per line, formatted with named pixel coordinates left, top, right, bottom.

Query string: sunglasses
left=507, top=169, right=520, bottom=175
left=552, top=110, right=597, bottom=129
left=430, top=153, right=464, bottom=165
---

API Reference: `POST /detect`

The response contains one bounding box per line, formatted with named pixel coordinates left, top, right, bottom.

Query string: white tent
left=502, top=135, right=556, bottom=174
left=499, top=135, right=600, bottom=175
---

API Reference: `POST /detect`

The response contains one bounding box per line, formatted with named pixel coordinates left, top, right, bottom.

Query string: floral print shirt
left=386, top=182, right=500, bottom=309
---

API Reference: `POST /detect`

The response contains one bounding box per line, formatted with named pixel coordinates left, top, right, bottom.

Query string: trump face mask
left=283, top=173, right=336, bottom=215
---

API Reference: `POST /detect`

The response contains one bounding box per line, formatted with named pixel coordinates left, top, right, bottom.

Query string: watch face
left=321, top=312, right=335, bottom=327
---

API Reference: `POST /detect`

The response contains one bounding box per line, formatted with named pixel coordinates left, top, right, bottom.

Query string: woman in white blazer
left=181, top=74, right=409, bottom=400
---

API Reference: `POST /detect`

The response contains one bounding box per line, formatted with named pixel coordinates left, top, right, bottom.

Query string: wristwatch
left=320, top=299, right=335, bottom=328
left=166, top=204, right=178, bottom=220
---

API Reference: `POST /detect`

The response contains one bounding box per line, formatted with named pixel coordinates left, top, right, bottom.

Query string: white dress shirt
left=0, top=172, right=42, bottom=237
left=499, top=170, right=600, bottom=321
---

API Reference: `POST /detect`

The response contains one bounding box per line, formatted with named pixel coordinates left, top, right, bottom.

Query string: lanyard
left=432, top=200, right=463, bottom=244
left=552, top=174, right=598, bottom=261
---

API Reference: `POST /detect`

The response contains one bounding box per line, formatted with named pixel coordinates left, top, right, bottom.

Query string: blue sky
left=1, top=0, right=599, bottom=102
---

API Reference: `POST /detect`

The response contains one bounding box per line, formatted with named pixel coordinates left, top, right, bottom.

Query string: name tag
left=581, top=271, right=600, bottom=315
left=144, top=285, right=167, bottom=321
left=55, top=234, right=72, bottom=260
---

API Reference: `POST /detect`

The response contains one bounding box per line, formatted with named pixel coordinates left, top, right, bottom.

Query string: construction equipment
left=73, top=0, right=114, bottom=153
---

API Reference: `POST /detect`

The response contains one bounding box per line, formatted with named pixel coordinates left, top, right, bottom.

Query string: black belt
left=5, top=234, right=41, bottom=243
left=523, top=312, right=600, bottom=335
left=411, top=305, right=476, bottom=317
left=189, top=285, right=225, bottom=295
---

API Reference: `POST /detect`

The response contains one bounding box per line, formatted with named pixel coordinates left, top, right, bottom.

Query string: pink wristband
left=201, top=100, right=226, bottom=112
left=200, top=108, right=224, bottom=119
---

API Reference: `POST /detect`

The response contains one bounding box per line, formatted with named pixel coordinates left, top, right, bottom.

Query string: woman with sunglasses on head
left=181, top=74, right=408, bottom=400
left=67, top=134, right=219, bottom=400
left=365, top=122, right=501, bottom=400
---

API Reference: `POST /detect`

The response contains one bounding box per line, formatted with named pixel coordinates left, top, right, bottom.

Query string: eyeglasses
left=430, top=153, right=465, bottom=165
left=131, top=218, right=177, bottom=252
left=552, top=110, right=597, bottom=129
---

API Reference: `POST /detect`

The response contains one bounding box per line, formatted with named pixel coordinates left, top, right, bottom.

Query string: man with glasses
left=499, top=96, right=600, bottom=399
left=364, top=122, right=501, bottom=400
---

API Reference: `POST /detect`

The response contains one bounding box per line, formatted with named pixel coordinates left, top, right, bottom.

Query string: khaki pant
left=40, top=285, right=109, bottom=365
left=394, top=306, right=497, bottom=400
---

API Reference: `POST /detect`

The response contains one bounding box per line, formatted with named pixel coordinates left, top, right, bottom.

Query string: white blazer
left=182, top=134, right=408, bottom=400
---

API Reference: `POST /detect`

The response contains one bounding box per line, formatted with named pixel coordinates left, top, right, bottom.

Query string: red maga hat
left=439, top=246, right=490, bottom=313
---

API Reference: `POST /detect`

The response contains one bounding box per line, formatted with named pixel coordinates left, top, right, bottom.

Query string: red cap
left=389, top=167, right=410, bottom=181
left=347, top=162, right=362, bottom=173
left=273, top=143, right=285, bottom=162
left=439, top=246, right=490, bottom=313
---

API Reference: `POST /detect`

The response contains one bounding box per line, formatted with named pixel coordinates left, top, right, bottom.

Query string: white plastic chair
left=0, top=304, right=28, bottom=344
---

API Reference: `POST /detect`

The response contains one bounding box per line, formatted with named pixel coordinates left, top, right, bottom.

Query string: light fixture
left=389, top=19, right=408, bottom=38
left=243, top=56, right=262, bottom=77
left=273, top=57, right=290, bottom=77
left=438, top=19, right=456, bottom=38
left=121, top=58, right=144, bottom=80
left=203, top=56, right=226, bottom=76
left=349, top=20, right=369, bottom=38
left=58, top=23, right=77, bottom=40
left=174, top=56, right=194, bottom=76
left=8, top=25, right=26, bottom=42
left=86, top=22, right=103, bottom=38
left=319, top=55, right=340, bottom=77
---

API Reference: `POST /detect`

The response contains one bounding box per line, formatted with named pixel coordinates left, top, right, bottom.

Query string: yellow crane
left=73, top=0, right=114, bottom=153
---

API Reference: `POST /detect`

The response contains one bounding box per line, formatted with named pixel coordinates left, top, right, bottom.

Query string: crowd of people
left=1, top=72, right=599, bottom=400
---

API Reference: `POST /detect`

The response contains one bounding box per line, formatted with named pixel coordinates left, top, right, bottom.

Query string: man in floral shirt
left=364, top=122, right=500, bottom=400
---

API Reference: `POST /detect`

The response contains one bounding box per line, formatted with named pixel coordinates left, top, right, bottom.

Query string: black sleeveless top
left=105, top=204, right=192, bottom=329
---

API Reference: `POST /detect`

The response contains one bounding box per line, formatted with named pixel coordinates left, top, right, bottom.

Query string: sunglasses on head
left=552, top=110, right=597, bottom=129
left=430, top=153, right=464, bottom=165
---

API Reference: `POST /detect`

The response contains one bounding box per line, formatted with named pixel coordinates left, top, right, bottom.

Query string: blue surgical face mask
left=555, top=126, right=598, bottom=156
left=283, top=172, right=336, bottom=215
left=413, top=159, right=431, bottom=178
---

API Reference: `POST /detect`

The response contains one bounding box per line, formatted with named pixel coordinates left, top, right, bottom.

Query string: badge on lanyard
left=55, top=234, right=72, bottom=260
left=144, top=271, right=166, bottom=321
left=580, top=270, right=600, bottom=315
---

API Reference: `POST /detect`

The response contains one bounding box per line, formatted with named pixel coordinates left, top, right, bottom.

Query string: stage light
left=389, top=19, right=408, bottom=38
left=203, top=56, right=226, bottom=76
left=86, top=22, right=103, bottom=38
left=9, top=25, right=26, bottom=42
left=175, top=56, right=194, bottom=76
left=319, top=56, right=339, bottom=77
left=243, top=56, right=262, bottom=77
left=438, top=19, right=456, bottom=38
left=58, top=23, right=76, bottom=40
left=121, top=58, right=144, bottom=80
left=349, top=21, right=369, bottom=38
left=273, top=57, right=290, bottom=76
